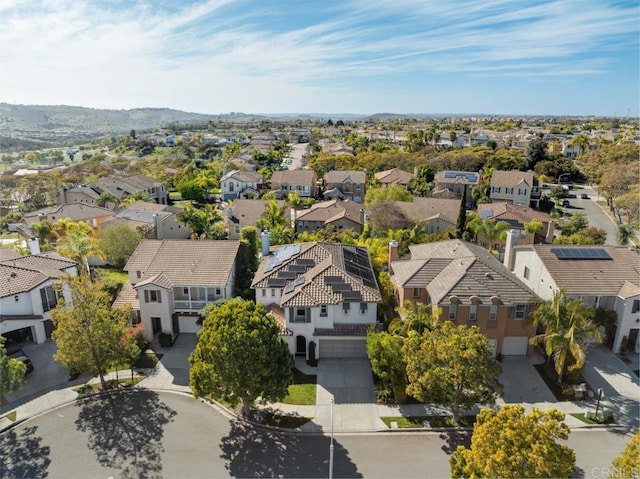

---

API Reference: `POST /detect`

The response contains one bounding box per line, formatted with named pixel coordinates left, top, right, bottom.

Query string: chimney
left=545, top=221, right=555, bottom=244
left=388, top=240, right=398, bottom=274
left=359, top=208, right=365, bottom=225
left=290, top=207, right=296, bottom=229
left=503, top=229, right=519, bottom=271
left=226, top=207, right=233, bottom=219
left=261, top=230, right=270, bottom=257
left=28, top=237, right=41, bottom=255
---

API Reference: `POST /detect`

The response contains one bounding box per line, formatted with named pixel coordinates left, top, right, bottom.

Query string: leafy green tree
left=51, top=275, right=138, bottom=389
left=189, top=298, right=293, bottom=416
left=0, top=337, right=26, bottom=395
left=527, top=137, right=548, bottom=168
left=366, top=330, right=408, bottom=403
left=450, top=406, right=575, bottom=479
left=455, top=185, right=467, bottom=239
left=617, top=223, right=638, bottom=246
left=55, top=221, right=105, bottom=273
left=611, top=431, right=640, bottom=478
left=556, top=212, right=589, bottom=236
left=364, top=184, right=413, bottom=209
left=99, top=225, right=143, bottom=268
left=404, top=321, right=502, bottom=421
left=177, top=204, right=224, bottom=238
left=392, top=301, right=437, bottom=336
left=176, top=177, right=208, bottom=203
left=467, top=216, right=510, bottom=249
left=529, top=290, right=603, bottom=383
left=235, top=227, right=259, bottom=299
left=368, top=201, right=412, bottom=233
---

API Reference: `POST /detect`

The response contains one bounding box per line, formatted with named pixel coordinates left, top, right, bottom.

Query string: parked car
left=2, top=337, right=22, bottom=355
left=562, top=199, right=570, bottom=207
left=9, top=349, right=34, bottom=375
left=580, top=193, right=589, bottom=199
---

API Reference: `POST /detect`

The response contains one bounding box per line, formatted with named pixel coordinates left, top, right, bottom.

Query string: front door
left=151, top=317, right=161, bottom=335
left=296, top=335, right=306, bottom=356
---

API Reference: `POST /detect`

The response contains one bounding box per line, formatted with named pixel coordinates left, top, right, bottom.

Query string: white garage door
left=178, top=316, right=201, bottom=334
left=501, top=337, right=529, bottom=356
left=321, top=339, right=367, bottom=358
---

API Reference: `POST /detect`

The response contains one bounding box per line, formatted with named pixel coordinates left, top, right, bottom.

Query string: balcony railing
left=174, top=300, right=207, bottom=311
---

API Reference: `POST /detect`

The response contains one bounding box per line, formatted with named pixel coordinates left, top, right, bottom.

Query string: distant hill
left=0, top=103, right=266, bottom=134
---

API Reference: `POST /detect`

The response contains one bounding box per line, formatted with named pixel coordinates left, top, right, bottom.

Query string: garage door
left=320, top=339, right=367, bottom=358
left=501, top=337, right=529, bottom=356
left=178, top=316, right=201, bottom=334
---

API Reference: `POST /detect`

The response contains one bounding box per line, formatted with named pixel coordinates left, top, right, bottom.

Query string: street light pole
left=329, top=397, right=334, bottom=479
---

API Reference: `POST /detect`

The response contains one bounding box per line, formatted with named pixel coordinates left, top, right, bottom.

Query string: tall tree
left=54, top=220, right=104, bottom=273
left=403, top=321, right=502, bottom=421
left=529, top=290, right=603, bottom=383
left=189, top=298, right=293, bottom=416
left=527, top=137, right=548, bottom=168
left=99, top=225, right=142, bottom=268
left=467, top=216, right=510, bottom=249
left=366, top=329, right=408, bottom=403
left=51, top=275, right=139, bottom=389
left=235, top=227, right=259, bottom=299
left=450, top=406, right=575, bottom=479
left=0, top=337, right=26, bottom=396
left=455, top=184, right=467, bottom=239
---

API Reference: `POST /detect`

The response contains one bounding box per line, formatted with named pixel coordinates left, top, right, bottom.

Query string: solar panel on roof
left=479, top=209, right=493, bottom=219
left=324, top=275, right=343, bottom=284
left=296, top=258, right=315, bottom=266
left=283, top=283, right=295, bottom=294
left=331, top=282, right=352, bottom=292
left=294, top=276, right=305, bottom=286
left=342, top=291, right=362, bottom=301
left=267, top=278, right=287, bottom=287
left=550, top=248, right=612, bottom=260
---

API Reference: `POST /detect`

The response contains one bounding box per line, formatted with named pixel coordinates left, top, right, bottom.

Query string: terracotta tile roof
left=618, top=280, right=640, bottom=299
left=295, top=200, right=364, bottom=226
left=0, top=264, right=48, bottom=298
left=374, top=168, right=414, bottom=185
left=252, top=242, right=381, bottom=307
left=323, top=170, right=366, bottom=184
left=124, top=239, right=240, bottom=287
left=22, top=203, right=114, bottom=225
left=394, top=197, right=459, bottom=225
left=491, top=170, right=534, bottom=188
left=314, top=323, right=372, bottom=336
left=134, top=272, right=173, bottom=290
left=517, top=244, right=640, bottom=296
left=113, top=280, right=140, bottom=310
left=1, top=252, right=77, bottom=278
left=266, top=304, right=293, bottom=336
left=221, top=169, right=263, bottom=183
left=393, top=239, right=535, bottom=305
left=0, top=249, right=23, bottom=261
left=226, top=199, right=286, bottom=228
left=271, top=170, right=317, bottom=186
left=477, top=202, right=550, bottom=226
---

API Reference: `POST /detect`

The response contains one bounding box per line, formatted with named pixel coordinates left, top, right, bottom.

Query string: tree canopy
left=189, top=298, right=293, bottom=416
left=99, top=225, right=142, bottom=268
left=0, top=337, right=26, bottom=395
left=611, top=431, right=639, bottom=478
left=51, top=275, right=138, bottom=389
left=450, top=406, right=575, bottom=479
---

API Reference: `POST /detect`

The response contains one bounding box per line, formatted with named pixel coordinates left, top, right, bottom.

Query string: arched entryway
left=296, top=335, right=306, bottom=356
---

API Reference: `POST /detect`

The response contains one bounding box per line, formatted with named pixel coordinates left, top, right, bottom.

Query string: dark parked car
left=580, top=193, right=589, bottom=199
left=562, top=199, right=570, bottom=207
left=9, top=349, right=34, bottom=375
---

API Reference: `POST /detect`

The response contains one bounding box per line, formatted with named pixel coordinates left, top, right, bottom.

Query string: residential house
left=220, top=170, right=264, bottom=201
left=374, top=168, right=414, bottom=187
left=506, top=242, right=640, bottom=354
left=252, top=239, right=382, bottom=359
left=477, top=202, right=554, bottom=248
left=21, top=203, right=115, bottom=236
left=114, top=240, right=240, bottom=342
left=323, top=170, right=366, bottom=203
left=490, top=170, right=540, bottom=207
left=394, top=197, right=460, bottom=234
left=432, top=171, right=479, bottom=208
left=389, top=239, right=536, bottom=356
left=100, top=201, right=192, bottom=240
left=223, top=199, right=287, bottom=240
left=271, top=170, right=318, bottom=198
left=294, top=199, right=365, bottom=235
left=0, top=246, right=78, bottom=344
left=60, top=174, right=169, bottom=206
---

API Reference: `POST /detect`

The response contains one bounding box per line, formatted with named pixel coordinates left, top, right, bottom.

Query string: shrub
left=131, top=323, right=149, bottom=351
left=159, top=332, right=174, bottom=347
left=307, top=341, right=318, bottom=366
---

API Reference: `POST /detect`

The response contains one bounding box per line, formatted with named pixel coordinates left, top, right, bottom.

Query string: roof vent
left=485, top=272, right=493, bottom=280
left=10, top=272, right=17, bottom=278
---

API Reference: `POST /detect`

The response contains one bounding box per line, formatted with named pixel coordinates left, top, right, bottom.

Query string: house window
left=343, top=302, right=351, bottom=314
left=523, top=266, right=530, bottom=280
left=518, top=188, right=527, bottom=195
left=448, top=304, right=457, bottom=321
left=413, top=288, right=420, bottom=299
left=320, top=304, right=328, bottom=317
left=14, top=295, right=19, bottom=302
left=216, top=288, right=221, bottom=295
left=514, top=304, right=526, bottom=320
left=492, top=186, right=500, bottom=193
left=144, top=289, right=162, bottom=303
left=489, top=305, right=498, bottom=321
left=505, top=187, right=514, bottom=194
left=261, top=289, right=266, bottom=297
left=271, top=288, right=276, bottom=297
left=360, top=303, right=368, bottom=314
left=632, top=300, right=640, bottom=314
left=183, top=288, right=189, bottom=295
left=469, top=305, right=477, bottom=321
left=40, top=286, right=58, bottom=312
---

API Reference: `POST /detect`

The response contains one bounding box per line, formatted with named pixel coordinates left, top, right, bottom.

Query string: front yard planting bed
left=281, top=369, right=317, bottom=405
left=381, top=415, right=476, bottom=428
left=570, top=412, right=615, bottom=425
left=533, top=363, right=587, bottom=401
left=1, top=411, right=17, bottom=422
left=262, top=412, right=312, bottom=429
left=73, top=377, right=144, bottom=394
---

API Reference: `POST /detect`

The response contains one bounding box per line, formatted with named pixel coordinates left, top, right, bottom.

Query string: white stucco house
left=114, top=239, right=240, bottom=342
left=0, top=246, right=78, bottom=344
left=220, top=170, right=264, bottom=201
left=505, top=240, right=640, bottom=354
left=251, top=237, right=382, bottom=359
left=490, top=170, right=541, bottom=207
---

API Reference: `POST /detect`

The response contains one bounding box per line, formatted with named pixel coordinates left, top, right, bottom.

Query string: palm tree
left=467, top=217, right=510, bottom=251
left=529, top=290, right=603, bottom=383
left=56, top=230, right=105, bottom=274
left=97, top=191, right=118, bottom=208
left=617, top=223, right=638, bottom=246
left=392, top=301, right=438, bottom=336
left=568, top=134, right=591, bottom=157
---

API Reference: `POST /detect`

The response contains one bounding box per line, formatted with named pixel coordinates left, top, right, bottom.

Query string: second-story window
left=489, top=305, right=498, bottom=321
left=514, top=304, right=527, bottom=320
left=448, top=304, right=457, bottom=321
left=632, top=299, right=640, bottom=314
left=413, top=288, right=420, bottom=299
left=40, top=286, right=58, bottom=312
left=469, top=305, right=477, bottom=321
left=505, top=187, right=514, bottom=194
left=320, top=304, right=328, bottom=317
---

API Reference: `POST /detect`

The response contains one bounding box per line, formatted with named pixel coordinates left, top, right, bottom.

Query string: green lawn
left=108, top=351, right=163, bottom=372
left=73, top=376, right=144, bottom=394
left=570, top=412, right=615, bottom=425
left=1, top=411, right=17, bottom=422
left=281, top=369, right=317, bottom=405
left=381, top=415, right=476, bottom=428
left=95, top=268, right=129, bottom=284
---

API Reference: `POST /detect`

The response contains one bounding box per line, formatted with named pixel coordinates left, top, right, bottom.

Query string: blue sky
left=1, top=0, right=638, bottom=116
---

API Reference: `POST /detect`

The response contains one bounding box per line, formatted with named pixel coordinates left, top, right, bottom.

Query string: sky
left=1, top=0, right=638, bottom=116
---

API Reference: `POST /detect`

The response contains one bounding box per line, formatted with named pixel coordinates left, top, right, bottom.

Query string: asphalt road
left=0, top=390, right=633, bottom=479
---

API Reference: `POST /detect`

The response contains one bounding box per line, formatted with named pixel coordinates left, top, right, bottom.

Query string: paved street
left=561, top=185, right=619, bottom=245
left=1, top=389, right=633, bottom=479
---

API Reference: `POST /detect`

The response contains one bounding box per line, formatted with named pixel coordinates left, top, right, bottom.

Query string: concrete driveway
left=498, top=354, right=556, bottom=404
left=140, top=333, right=197, bottom=390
